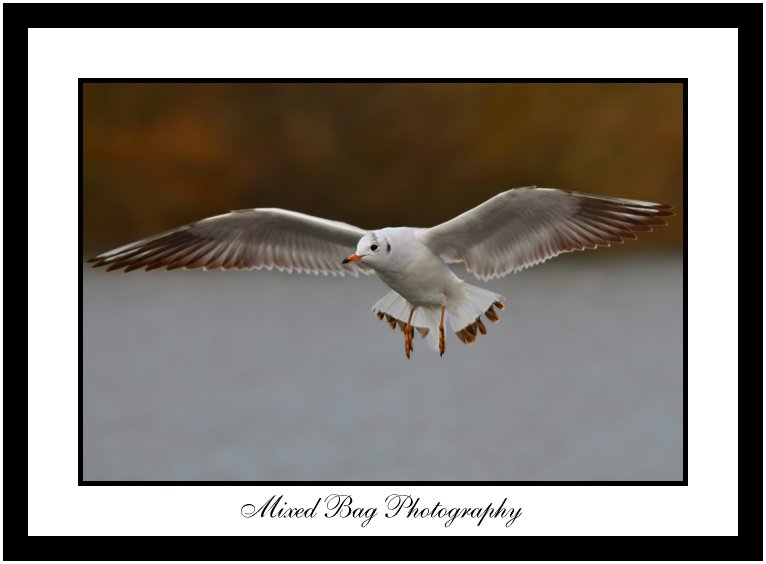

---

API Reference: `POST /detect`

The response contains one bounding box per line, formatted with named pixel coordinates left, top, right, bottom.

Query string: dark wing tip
left=648, top=205, right=675, bottom=217
left=87, top=256, right=113, bottom=269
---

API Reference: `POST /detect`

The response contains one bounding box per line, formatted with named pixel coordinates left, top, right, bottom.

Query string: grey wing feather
left=87, top=208, right=373, bottom=277
left=421, top=187, right=673, bottom=280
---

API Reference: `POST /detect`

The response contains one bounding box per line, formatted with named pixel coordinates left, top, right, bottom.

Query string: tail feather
left=447, top=283, right=506, bottom=345
left=371, top=284, right=507, bottom=353
left=372, top=291, right=441, bottom=350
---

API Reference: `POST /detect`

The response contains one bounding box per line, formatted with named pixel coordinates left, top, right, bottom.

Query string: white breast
left=372, top=228, right=462, bottom=306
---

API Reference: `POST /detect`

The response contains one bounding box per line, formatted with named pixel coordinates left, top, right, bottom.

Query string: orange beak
left=342, top=253, right=364, bottom=264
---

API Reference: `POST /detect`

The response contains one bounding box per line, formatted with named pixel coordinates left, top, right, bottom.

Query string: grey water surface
left=83, top=252, right=683, bottom=481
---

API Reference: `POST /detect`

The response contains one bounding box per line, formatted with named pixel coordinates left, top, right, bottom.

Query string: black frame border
left=10, top=2, right=759, bottom=559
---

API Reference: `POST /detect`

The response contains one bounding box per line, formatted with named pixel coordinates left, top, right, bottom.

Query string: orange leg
left=404, top=307, right=416, bottom=359
left=439, top=304, right=446, bottom=356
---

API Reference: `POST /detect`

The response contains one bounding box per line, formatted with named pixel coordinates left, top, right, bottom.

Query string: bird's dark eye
left=370, top=244, right=378, bottom=251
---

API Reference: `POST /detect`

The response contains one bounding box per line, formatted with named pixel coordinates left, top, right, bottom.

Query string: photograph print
left=82, top=82, right=684, bottom=482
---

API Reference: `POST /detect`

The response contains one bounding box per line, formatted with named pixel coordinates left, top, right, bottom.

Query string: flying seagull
left=87, top=187, right=673, bottom=358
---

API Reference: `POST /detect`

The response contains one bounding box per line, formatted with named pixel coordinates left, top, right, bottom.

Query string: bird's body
left=88, top=187, right=673, bottom=357
left=371, top=228, right=459, bottom=307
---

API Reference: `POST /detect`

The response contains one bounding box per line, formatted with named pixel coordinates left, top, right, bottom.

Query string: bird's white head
left=343, top=231, right=393, bottom=268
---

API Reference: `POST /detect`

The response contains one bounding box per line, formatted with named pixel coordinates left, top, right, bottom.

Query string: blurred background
left=83, top=83, right=683, bottom=481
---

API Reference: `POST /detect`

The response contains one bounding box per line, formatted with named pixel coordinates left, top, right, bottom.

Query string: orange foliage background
left=83, top=83, right=683, bottom=249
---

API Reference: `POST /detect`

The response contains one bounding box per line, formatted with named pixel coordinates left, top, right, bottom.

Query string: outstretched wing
left=87, top=208, right=373, bottom=277
left=421, top=187, right=673, bottom=281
